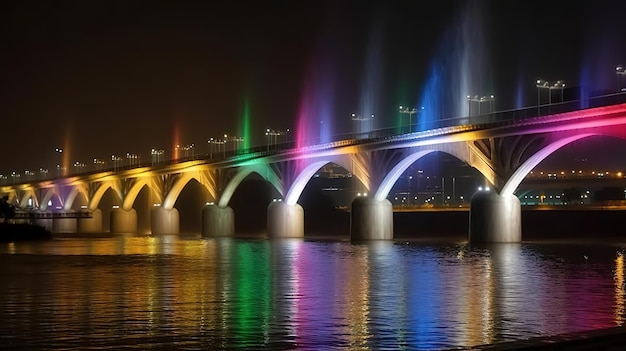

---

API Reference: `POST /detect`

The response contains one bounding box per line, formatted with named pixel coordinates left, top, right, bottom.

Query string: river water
left=0, top=233, right=624, bottom=350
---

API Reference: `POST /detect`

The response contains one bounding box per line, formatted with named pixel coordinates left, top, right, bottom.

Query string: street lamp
left=351, top=113, right=375, bottom=138
left=399, top=106, right=417, bottom=133
left=265, top=128, right=286, bottom=151
left=616, top=65, right=626, bottom=92
left=73, top=161, right=86, bottom=174
left=536, top=79, right=565, bottom=114
left=111, top=155, right=122, bottom=171
left=150, top=149, right=164, bottom=166
left=93, top=158, right=105, bottom=171
left=466, top=95, right=494, bottom=118
left=54, top=148, right=64, bottom=176
left=226, top=135, right=245, bottom=153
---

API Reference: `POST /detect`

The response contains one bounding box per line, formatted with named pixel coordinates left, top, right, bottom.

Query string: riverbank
left=0, top=223, right=52, bottom=241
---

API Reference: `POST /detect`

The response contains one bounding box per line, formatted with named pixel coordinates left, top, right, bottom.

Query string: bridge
left=3, top=93, right=626, bottom=243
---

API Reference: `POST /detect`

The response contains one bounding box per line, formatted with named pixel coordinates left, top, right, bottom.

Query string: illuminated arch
left=122, top=178, right=154, bottom=210
left=18, top=189, right=38, bottom=209
left=163, top=173, right=204, bottom=210
left=39, top=189, right=63, bottom=211
left=217, top=164, right=282, bottom=208
left=500, top=133, right=596, bottom=196
left=374, top=150, right=437, bottom=201
left=89, top=182, right=123, bottom=211
left=63, top=186, right=89, bottom=211
left=284, top=160, right=334, bottom=205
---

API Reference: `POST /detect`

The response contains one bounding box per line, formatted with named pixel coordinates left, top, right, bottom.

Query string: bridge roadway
left=3, top=94, right=626, bottom=243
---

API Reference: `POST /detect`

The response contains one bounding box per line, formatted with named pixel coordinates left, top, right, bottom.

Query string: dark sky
left=1, top=0, right=626, bottom=176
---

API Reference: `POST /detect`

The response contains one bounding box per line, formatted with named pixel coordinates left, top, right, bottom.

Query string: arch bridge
left=3, top=99, right=626, bottom=243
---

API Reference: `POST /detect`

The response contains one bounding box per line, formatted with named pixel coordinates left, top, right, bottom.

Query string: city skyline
left=2, top=1, right=626, bottom=175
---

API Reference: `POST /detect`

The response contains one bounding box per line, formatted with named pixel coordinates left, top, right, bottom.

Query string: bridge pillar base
left=53, top=210, right=77, bottom=233
left=77, top=209, right=102, bottom=233
left=469, top=191, right=521, bottom=243
left=110, top=208, right=137, bottom=234
left=151, top=207, right=179, bottom=235
left=267, top=201, right=304, bottom=238
left=350, top=197, right=393, bottom=240
left=202, top=204, right=234, bottom=237
left=33, top=210, right=53, bottom=231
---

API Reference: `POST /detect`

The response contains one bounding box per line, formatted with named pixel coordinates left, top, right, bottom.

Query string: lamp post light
left=466, top=95, right=493, bottom=119
left=112, top=155, right=122, bottom=171
left=265, top=128, right=285, bottom=151
left=351, top=113, right=375, bottom=138
left=92, top=158, right=105, bottom=171
left=73, top=161, right=86, bottom=174
left=150, top=149, right=164, bottom=166
left=227, top=135, right=245, bottom=153
left=207, top=138, right=226, bottom=159
left=54, top=148, right=63, bottom=176
left=183, top=144, right=195, bottom=159
left=617, top=65, right=626, bottom=92
left=39, top=168, right=48, bottom=180
left=536, top=79, right=565, bottom=114
left=126, top=153, right=140, bottom=167
left=399, top=106, right=417, bottom=133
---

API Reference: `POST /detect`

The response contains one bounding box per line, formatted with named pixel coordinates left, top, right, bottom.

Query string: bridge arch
left=63, top=186, right=89, bottom=211
left=89, top=182, right=123, bottom=211
left=284, top=160, right=335, bottom=206
left=18, top=189, right=38, bottom=209
left=218, top=164, right=282, bottom=208
left=39, top=189, right=63, bottom=211
left=163, top=172, right=210, bottom=210
left=374, top=150, right=438, bottom=201
left=501, top=133, right=597, bottom=196
left=122, top=178, right=155, bottom=210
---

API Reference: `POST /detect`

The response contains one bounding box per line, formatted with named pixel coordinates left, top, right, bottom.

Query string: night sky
left=2, top=0, right=626, bottom=176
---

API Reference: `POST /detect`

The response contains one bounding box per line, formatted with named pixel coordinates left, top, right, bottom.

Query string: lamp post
left=93, top=158, right=105, bottom=171
left=55, top=148, right=63, bottom=176
left=617, top=65, right=626, bottom=92
left=126, top=153, right=139, bottom=167
left=466, top=95, right=493, bottom=120
left=536, top=79, right=565, bottom=114
left=150, top=149, right=164, bottom=166
left=351, top=113, right=375, bottom=138
left=399, top=106, right=417, bottom=133
left=226, top=135, right=245, bottom=153
left=265, top=128, right=286, bottom=151
left=111, top=155, right=122, bottom=171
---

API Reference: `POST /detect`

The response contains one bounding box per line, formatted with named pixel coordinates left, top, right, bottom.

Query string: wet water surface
left=0, top=234, right=624, bottom=350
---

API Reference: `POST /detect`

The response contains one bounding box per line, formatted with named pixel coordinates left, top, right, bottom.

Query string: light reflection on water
left=0, top=235, right=624, bottom=350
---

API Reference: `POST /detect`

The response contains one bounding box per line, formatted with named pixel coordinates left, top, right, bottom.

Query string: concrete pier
left=350, top=197, right=393, bottom=240
left=32, top=210, right=54, bottom=232
left=77, top=208, right=102, bottom=233
left=469, top=191, right=521, bottom=243
left=267, top=201, right=304, bottom=238
left=110, top=208, right=137, bottom=234
left=202, top=204, right=234, bottom=237
left=151, top=206, right=179, bottom=235
left=53, top=210, right=77, bottom=233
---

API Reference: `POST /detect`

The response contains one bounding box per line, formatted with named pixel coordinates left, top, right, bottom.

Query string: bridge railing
left=3, top=92, right=626, bottom=187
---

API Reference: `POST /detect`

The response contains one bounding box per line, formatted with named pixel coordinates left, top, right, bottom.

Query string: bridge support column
left=33, top=210, right=53, bottom=231
left=202, top=204, right=234, bottom=237
left=151, top=207, right=179, bottom=235
left=110, top=208, right=137, bottom=234
left=53, top=210, right=77, bottom=233
left=77, top=209, right=102, bottom=233
left=267, top=201, right=304, bottom=238
left=350, top=197, right=393, bottom=240
left=469, top=191, right=521, bottom=243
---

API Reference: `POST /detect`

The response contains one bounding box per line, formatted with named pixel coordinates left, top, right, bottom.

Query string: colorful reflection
left=0, top=237, right=624, bottom=349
